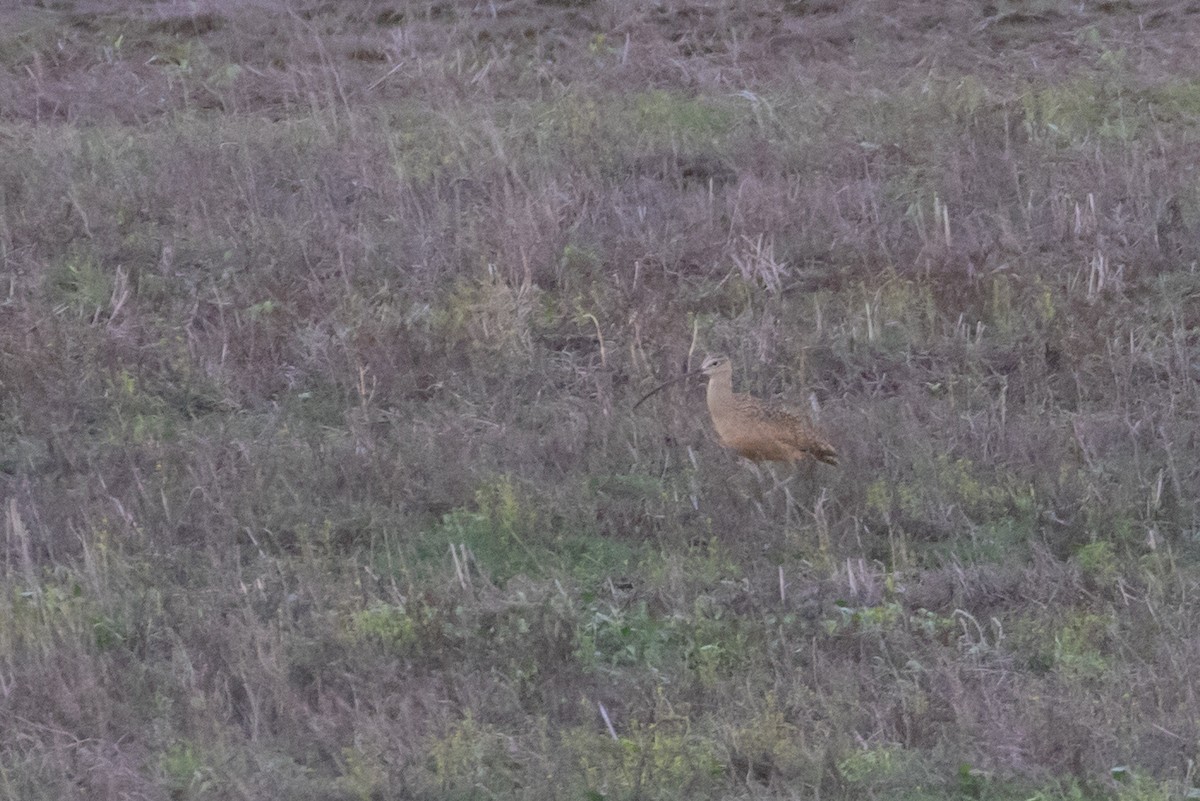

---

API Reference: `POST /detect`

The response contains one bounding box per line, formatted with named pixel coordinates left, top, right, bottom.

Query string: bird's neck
left=706, top=368, right=734, bottom=409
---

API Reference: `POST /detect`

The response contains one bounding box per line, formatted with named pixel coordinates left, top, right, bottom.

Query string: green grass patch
left=415, top=475, right=639, bottom=585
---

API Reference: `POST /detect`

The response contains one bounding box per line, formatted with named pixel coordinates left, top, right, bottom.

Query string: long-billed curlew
left=635, top=355, right=838, bottom=466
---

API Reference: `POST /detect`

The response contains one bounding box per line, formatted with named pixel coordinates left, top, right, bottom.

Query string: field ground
left=2, top=0, right=1200, bottom=799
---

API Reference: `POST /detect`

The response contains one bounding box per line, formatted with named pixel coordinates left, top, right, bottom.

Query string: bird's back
left=709, top=391, right=838, bottom=466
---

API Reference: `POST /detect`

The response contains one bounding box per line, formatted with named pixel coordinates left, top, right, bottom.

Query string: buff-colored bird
left=635, top=354, right=838, bottom=466
left=698, top=355, right=837, bottom=465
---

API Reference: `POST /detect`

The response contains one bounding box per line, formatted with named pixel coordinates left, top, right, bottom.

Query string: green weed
left=422, top=714, right=523, bottom=798
left=47, top=252, right=113, bottom=317
left=348, top=601, right=417, bottom=652
left=838, top=744, right=921, bottom=786
left=564, top=715, right=724, bottom=800
left=158, top=741, right=214, bottom=797
left=1008, top=610, right=1113, bottom=681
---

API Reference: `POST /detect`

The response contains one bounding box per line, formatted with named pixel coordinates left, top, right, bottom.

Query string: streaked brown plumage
left=699, top=355, right=838, bottom=466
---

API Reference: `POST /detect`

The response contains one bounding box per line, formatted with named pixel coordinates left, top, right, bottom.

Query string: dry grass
left=2, top=0, right=1200, bottom=799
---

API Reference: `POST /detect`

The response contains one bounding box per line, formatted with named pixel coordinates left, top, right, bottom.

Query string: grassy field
left=2, top=1, right=1200, bottom=798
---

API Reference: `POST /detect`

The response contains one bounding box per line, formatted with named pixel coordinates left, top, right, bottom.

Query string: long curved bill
left=632, top=369, right=704, bottom=410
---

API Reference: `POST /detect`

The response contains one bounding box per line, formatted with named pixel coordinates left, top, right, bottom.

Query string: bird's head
left=700, top=354, right=730, bottom=376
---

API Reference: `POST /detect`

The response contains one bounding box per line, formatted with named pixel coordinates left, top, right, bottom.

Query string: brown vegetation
left=2, top=0, right=1200, bottom=799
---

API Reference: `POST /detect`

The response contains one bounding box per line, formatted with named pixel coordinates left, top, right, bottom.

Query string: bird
left=698, top=355, right=838, bottom=466
left=635, top=354, right=838, bottom=466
